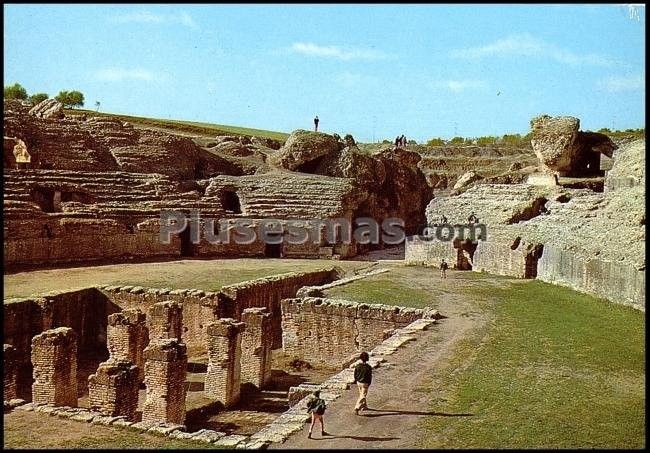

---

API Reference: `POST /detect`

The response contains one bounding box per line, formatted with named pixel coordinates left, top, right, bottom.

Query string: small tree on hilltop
left=427, top=137, right=445, bottom=146
left=4, top=83, right=28, bottom=100
left=29, top=93, right=49, bottom=105
left=450, top=136, right=465, bottom=145
left=55, top=90, right=85, bottom=108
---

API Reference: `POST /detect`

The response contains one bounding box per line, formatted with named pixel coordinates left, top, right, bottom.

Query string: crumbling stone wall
left=472, top=239, right=544, bottom=278
left=4, top=344, right=18, bottom=401
left=3, top=288, right=109, bottom=399
left=142, top=339, right=187, bottom=424
left=31, top=327, right=78, bottom=406
left=281, top=298, right=425, bottom=367
left=100, top=286, right=221, bottom=356
left=88, top=360, right=139, bottom=419
left=107, top=309, right=148, bottom=382
left=205, top=319, right=245, bottom=408
left=149, top=301, right=183, bottom=342
left=218, top=268, right=340, bottom=349
left=240, top=308, right=273, bottom=389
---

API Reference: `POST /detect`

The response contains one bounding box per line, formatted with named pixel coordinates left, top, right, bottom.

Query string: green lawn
left=64, top=109, right=289, bottom=141
left=418, top=280, right=645, bottom=449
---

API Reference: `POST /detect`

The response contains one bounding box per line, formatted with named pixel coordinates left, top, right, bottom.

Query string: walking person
left=394, top=135, right=400, bottom=149
left=306, top=390, right=328, bottom=438
left=354, top=351, right=372, bottom=415
left=314, top=115, right=319, bottom=132
left=401, top=134, right=407, bottom=147
left=440, top=258, right=449, bottom=279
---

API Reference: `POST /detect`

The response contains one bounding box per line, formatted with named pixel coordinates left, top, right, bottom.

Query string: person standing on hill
left=314, top=115, right=319, bottom=132
left=354, top=351, right=373, bottom=415
left=401, top=134, right=407, bottom=147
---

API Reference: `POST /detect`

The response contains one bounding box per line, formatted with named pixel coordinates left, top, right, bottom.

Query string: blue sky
left=4, top=4, right=646, bottom=142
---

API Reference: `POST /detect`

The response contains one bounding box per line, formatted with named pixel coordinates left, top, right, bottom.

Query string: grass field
left=64, top=108, right=289, bottom=141
left=3, top=258, right=368, bottom=300
left=418, top=280, right=645, bottom=449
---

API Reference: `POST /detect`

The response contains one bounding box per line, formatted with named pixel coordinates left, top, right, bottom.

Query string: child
left=306, top=390, right=328, bottom=438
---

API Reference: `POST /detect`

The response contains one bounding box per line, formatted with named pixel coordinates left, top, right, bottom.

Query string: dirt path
left=273, top=288, right=491, bottom=449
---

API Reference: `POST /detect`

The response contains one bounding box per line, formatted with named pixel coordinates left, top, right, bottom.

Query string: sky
left=3, top=4, right=646, bottom=142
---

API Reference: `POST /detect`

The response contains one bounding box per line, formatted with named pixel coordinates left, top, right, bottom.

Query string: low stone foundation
left=31, top=327, right=78, bottom=406
left=281, top=297, right=430, bottom=367
left=4, top=344, right=18, bottom=401
left=88, top=360, right=139, bottom=419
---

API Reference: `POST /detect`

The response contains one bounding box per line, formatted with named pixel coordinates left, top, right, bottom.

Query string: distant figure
left=468, top=212, right=479, bottom=224
left=306, top=390, right=328, bottom=439
left=354, top=351, right=373, bottom=415
left=314, top=116, right=319, bottom=132
left=394, top=136, right=400, bottom=149
left=440, top=259, right=449, bottom=279
left=400, top=134, right=407, bottom=147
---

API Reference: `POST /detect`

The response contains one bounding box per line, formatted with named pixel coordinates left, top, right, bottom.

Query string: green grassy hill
left=64, top=108, right=289, bottom=141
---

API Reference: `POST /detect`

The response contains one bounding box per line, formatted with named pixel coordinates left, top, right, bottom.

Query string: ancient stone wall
left=404, top=236, right=457, bottom=267
left=218, top=268, right=340, bottom=349
left=31, top=327, right=78, bottom=406
left=107, top=309, right=148, bottom=382
left=100, top=286, right=221, bottom=356
left=240, top=308, right=273, bottom=389
left=3, top=288, right=109, bottom=398
left=88, top=360, right=139, bottom=419
left=536, top=244, right=645, bottom=310
left=4, top=344, right=18, bottom=401
left=281, top=298, right=425, bottom=367
left=149, top=301, right=183, bottom=342
left=472, top=239, right=544, bottom=278
left=142, top=339, right=187, bottom=424
left=205, top=319, right=245, bottom=408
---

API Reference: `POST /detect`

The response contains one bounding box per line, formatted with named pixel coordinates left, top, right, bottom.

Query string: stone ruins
left=2, top=97, right=644, bottom=447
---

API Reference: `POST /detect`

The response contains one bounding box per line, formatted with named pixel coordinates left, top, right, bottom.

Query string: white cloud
left=290, top=42, right=388, bottom=61
left=335, top=71, right=377, bottom=88
left=112, top=10, right=198, bottom=29
left=599, top=74, right=645, bottom=92
left=430, top=79, right=488, bottom=93
left=451, top=33, right=616, bottom=67
left=95, top=68, right=158, bottom=82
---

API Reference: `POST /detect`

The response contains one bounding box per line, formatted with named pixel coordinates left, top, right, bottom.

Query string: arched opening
left=221, top=190, right=242, bottom=214
left=264, top=234, right=283, bottom=258
left=180, top=226, right=194, bottom=257
left=455, top=239, right=477, bottom=270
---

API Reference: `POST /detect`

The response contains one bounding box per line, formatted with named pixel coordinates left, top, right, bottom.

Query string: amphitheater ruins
left=2, top=98, right=645, bottom=448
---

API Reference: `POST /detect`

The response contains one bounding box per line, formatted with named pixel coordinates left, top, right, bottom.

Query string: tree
left=597, top=127, right=612, bottom=134
left=4, top=83, right=28, bottom=100
left=450, top=136, right=465, bottom=145
left=55, top=90, right=85, bottom=108
left=29, top=93, right=49, bottom=105
left=476, top=135, right=498, bottom=146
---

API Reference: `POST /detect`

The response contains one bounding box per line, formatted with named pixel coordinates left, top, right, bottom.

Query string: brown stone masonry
left=240, top=308, right=273, bottom=389
left=107, top=309, right=148, bottom=383
left=31, top=327, right=78, bottom=406
left=149, top=301, right=183, bottom=342
left=142, top=339, right=187, bottom=425
left=3, top=344, right=18, bottom=401
left=205, top=319, right=245, bottom=408
left=88, top=360, right=139, bottom=419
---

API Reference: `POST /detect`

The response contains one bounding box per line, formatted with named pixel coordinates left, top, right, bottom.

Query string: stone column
left=142, top=339, right=187, bottom=424
left=31, top=327, right=78, bottom=406
left=241, top=308, right=273, bottom=389
left=149, top=301, right=183, bottom=342
left=107, top=309, right=148, bottom=383
left=88, top=360, right=139, bottom=419
left=205, top=319, right=245, bottom=407
left=3, top=344, right=17, bottom=402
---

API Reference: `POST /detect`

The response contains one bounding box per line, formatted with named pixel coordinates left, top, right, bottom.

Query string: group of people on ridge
left=394, top=134, right=408, bottom=148
left=306, top=351, right=373, bottom=439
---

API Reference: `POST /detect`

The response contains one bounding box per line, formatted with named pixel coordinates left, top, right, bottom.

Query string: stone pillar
left=142, top=339, right=187, bottom=424
left=31, top=327, right=78, bottom=406
left=3, top=344, right=17, bottom=402
left=107, top=309, right=148, bottom=382
left=149, top=301, right=183, bottom=342
left=241, top=308, right=273, bottom=389
left=205, top=319, right=245, bottom=407
left=88, top=360, right=139, bottom=419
